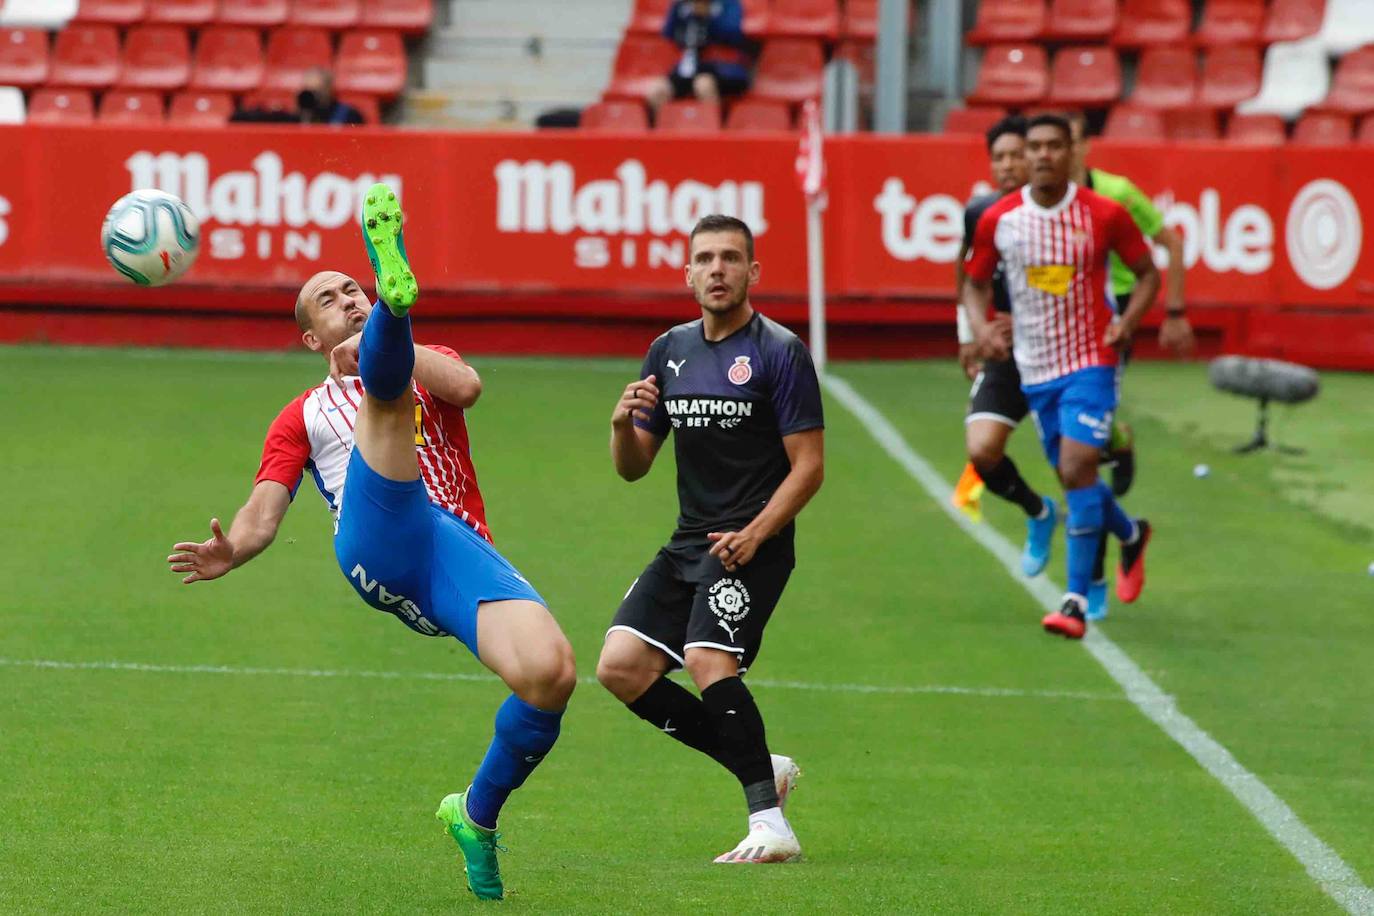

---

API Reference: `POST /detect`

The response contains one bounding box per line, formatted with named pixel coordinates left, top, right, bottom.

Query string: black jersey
left=635, top=312, right=824, bottom=545
left=964, top=193, right=1011, bottom=314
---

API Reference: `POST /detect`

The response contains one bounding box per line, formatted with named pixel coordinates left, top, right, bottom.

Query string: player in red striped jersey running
left=963, top=114, right=1160, bottom=639
left=166, top=187, right=574, bottom=900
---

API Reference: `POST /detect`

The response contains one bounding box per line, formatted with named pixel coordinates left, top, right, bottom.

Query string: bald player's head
left=295, top=270, right=372, bottom=356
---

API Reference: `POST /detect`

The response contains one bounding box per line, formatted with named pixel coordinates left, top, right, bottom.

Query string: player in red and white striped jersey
left=964, top=114, right=1160, bottom=639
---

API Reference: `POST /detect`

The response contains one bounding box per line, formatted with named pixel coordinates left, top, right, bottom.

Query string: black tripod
left=1234, top=397, right=1304, bottom=455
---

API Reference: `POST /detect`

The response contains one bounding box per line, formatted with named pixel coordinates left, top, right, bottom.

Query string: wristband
left=956, top=305, right=974, bottom=345
left=1165, top=308, right=1187, bottom=318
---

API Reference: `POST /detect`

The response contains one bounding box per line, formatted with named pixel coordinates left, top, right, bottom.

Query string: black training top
left=635, top=311, right=824, bottom=545
left=964, top=192, right=1012, bottom=313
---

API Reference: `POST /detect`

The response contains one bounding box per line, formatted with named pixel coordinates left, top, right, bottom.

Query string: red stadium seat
left=657, top=98, right=721, bottom=132
left=1166, top=107, right=1220, bottom=140
left=26, top=88, right=94, bottom=123
left=168, top=89, right=233, bottom=125
left=1045, top=0, right=1117, bottom=41
left=1047, top=45, right=1121, bottom=106
left=967, top=44, right=1048, bottom=106
left=0, top=28, right=50, bottom=89
left=1194, top=0, right=1264, bottom=46
left=1262, top=0, right=1324, bottom=43
left=751, top=38, right=825, bottom=103
left=766, top=0, right=840, bottom=39
left=835, top=39, right=875, bottom=93
left=334, top=30, right=405, bottom=98
left=1103, top=105, right=1166, bottom=139
left=726, top=97, right=793, bottom=129
left=628, top=0, right=671, bottom=34
left=1198, top=45, right=1261, bottom=108
left=842, top=0, right=879, bottom=40
left=241, top=87, right=297, bottom=113
left=1321, top=45, right=1374, bottom=115
left=604, top=34, right=678, bottom=100
left=580, top=99, right=650, bottom=131
left=1358, top=115, right=1374, bottom=143
left=1113, top=0, right=1191, bottom=46
left=263, top=27, right=332, bottom=92
left=1292, top=111, right=1353, bottom=144
left=49, top=23, right=121, bottom=88
left=99, top=88, right=164, bottom=124
left=358, top=0, right=432, bottom=33
left=289, top=0, right=361, bottom=29
left=1226, top=112, right=1286, bottom=144
left=943, top=105, right=1008, bottom=134
left=218, top=0, right=287, bottom=26
left=337, top=91, right=379, bottom=123
left=147, top=0, right=217, bottom=24
left=119, top=25, right=190, bottom=90
left=743, top=1, right=771, bottom=36
left=74, top=0, right=148, bottom=24
left=190, top=26, right=263, bottom=92
left=967, top=0, right=1046, bottom=45
left=1132, top=46, right=1196, bottom=108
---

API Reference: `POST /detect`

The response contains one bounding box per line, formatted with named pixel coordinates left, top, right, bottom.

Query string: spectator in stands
left=297, top=68, right=365, bottom=126
left=648, top=0, right=753, bottom=113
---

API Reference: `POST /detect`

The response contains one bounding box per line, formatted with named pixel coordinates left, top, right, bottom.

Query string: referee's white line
left=0, top=657, right=1125, bottom=703
left=824, top=373, right=1374, bottom=916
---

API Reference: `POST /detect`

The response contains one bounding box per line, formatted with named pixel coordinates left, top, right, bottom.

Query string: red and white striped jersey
left=966, top=182, right=1152, bottom=387
left=254, top=344, right=491, bottom=542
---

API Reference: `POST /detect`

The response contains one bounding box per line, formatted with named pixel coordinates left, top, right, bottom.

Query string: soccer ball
left=100, top=189, right=201, bottom=287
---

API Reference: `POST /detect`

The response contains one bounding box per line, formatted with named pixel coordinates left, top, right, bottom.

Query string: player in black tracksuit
left=597, top=215, right=825, bottom=865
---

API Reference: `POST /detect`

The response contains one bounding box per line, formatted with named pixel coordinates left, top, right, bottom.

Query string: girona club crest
left=728, top=356, right=753, bottom=385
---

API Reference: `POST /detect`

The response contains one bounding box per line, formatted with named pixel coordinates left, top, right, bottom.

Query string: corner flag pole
left=796, top=99, right=828, bottom=376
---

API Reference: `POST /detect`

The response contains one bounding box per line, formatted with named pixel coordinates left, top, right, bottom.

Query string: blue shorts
left=333, top=448, right=544, bottom=657
left=1023, top=366, right=1120, bottom=467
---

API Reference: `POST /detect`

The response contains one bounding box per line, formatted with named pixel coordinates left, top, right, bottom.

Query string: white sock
left=748, top=806, right=791, bottom=837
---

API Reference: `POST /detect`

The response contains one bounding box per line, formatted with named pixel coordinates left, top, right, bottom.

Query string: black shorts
left=669, top=63, right=751, bottom=98
left=967, top=355, right=1029, bottom=427
left=609, top=537, right=794, bottom=673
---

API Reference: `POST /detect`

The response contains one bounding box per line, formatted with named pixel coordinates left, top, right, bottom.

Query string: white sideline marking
left=0, top=657, right=1122, bottom=703
left=824, top=373, right=1374, bottom=916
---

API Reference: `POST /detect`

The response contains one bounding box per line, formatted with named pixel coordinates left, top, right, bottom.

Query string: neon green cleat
left=435, top=791, right=505, bottom=901
left=360, top=182, right=418, bottom=316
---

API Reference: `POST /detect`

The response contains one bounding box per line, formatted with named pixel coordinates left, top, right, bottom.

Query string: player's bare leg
left=477, top=599, right=576, bottom=712
left=966, top=417, right=1057, bottom=577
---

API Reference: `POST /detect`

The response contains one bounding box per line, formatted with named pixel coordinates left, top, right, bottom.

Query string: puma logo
left=717, top=619, right=740, bottom=642
left=661, top=719, right=676, bottom=734
left=667, top=359, right=687, bottom=377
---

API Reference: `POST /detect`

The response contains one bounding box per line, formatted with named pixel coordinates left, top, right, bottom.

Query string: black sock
left=627, top=677, right=728, bottom=766
left=701, top=677, right=777, bottom=814
left=977, top=456, right=1045, bottom=518
left=1092, top=530, right=1108, bottom=582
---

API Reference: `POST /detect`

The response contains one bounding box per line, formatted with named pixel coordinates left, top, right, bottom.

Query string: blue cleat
left=1021, top=497, right=1058, bottom=577
left=1085, top=579, right=1109, bottom=621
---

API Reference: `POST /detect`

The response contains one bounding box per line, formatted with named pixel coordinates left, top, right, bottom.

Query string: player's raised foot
left=361, top=182, right=418, bottom=316
left=1042, top=596, right=1087, bottom=639
left=713, top=822, right=802, bottom=864
left=1117, top=519, right=1152, bottom=603
left=1021, top=497, right=1058, bottom=577
left=772, top=754, right=801, bottom=812
left=1109, top=420, right=1136, bottom=497
left=1084, top=579, right=1109, bottom=622
left=435, top=791, right=504, bottom=901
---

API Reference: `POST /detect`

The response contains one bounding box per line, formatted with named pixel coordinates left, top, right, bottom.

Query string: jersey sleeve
left=633, top=335, right=671, bottom=438
left=423, top=343, right=461, bottom=361
left=965, top=206, right=1002, bottom=283
left=771, top=336, right=825, bottom=436
left=254, top=397, right=310, bottom=499
left=1115, top=176, right=1165, bottom=238
left=1106, top=199, right=1153, bottom=268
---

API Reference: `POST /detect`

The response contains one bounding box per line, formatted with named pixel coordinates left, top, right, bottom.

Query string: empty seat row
left=0, top=25, right=406, bottom=96
left=582, top=97, right=797, bottom=132
left=607, top=34, right=828, bottom=104
left=626, top=0, right=882, bottom=41
left=968, top=0, right=1327, bottom=47
left=12, top=86, right=380, bottom=124
left=62, top=0, right=433, bottom=32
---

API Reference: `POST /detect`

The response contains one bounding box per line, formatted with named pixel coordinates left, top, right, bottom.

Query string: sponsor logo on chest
left=664, top=396, right=753, bottom=429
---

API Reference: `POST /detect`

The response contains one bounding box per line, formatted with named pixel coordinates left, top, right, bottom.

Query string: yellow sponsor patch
left=1025, top=264, right=1076, bottom=296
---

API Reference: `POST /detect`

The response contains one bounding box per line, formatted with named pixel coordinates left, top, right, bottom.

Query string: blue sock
left=465, top=695, right=564, bottom=830
left=1064, top=485, right=1105, bottom=599
left=358, top=301, right=413, bottom=401
left=1096, top=481, right=1137, bottom=543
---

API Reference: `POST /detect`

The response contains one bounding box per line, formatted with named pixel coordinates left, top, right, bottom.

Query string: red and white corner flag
left=795, top=99, right=827, bottom=208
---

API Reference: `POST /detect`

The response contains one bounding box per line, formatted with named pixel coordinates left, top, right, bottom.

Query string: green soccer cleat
left=360, top=182, right=418, bottom=316
left=435, top=791, right=505, bottom=901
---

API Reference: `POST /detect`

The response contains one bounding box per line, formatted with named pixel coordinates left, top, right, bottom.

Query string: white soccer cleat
left=713, top=822, right=802, bottom=864
left=772, top=753, right=801, bottom=812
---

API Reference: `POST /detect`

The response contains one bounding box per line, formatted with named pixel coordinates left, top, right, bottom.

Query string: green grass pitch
left=1, top=345, right=1370, bottom=914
